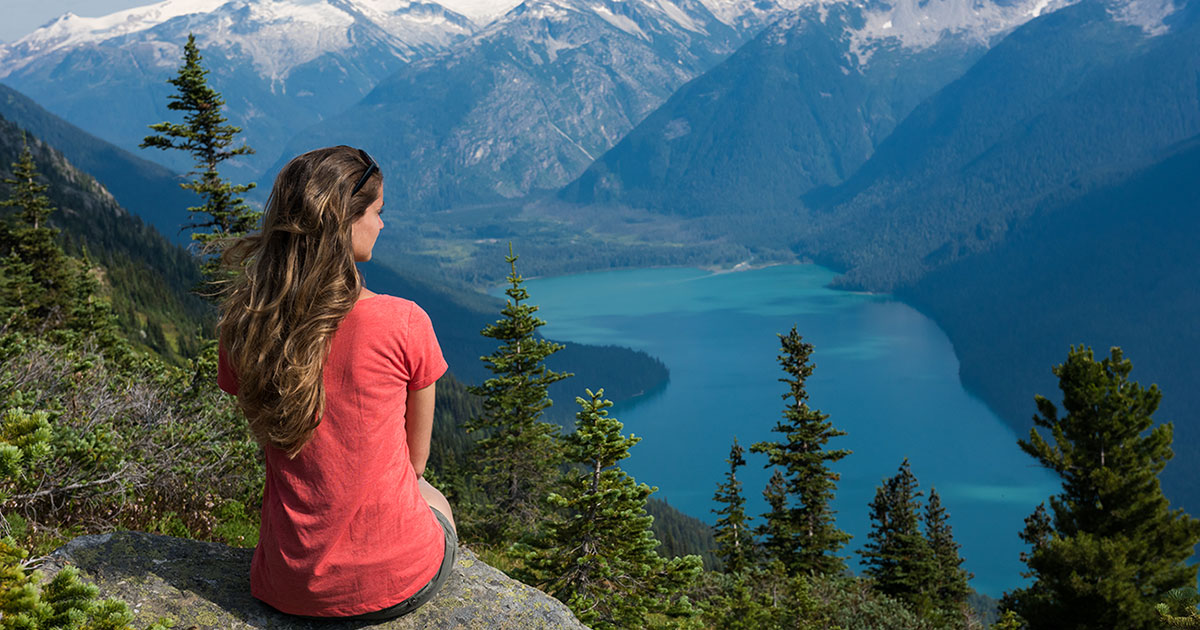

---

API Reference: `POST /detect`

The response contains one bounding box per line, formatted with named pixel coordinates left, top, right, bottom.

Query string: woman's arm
left=405, top=382, right=437, bottom=477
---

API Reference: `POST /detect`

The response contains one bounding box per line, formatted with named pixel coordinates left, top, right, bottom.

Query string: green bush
left=0, top=331, right=261, bottom=552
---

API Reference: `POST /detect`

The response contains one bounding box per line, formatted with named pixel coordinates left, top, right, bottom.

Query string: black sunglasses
left=351, top=149, right=379, bottom=196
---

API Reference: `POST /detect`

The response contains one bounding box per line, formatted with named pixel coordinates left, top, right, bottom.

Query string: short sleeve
left=403, top=302, right=448, bottom=391
left=217, top=344, right=240, bottom=396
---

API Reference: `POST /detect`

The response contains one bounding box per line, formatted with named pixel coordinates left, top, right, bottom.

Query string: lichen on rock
left=40, top=531, right=589, bottom=629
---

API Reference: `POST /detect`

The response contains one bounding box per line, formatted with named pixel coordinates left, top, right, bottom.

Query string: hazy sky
left=2, top=1, right=153, bottom=43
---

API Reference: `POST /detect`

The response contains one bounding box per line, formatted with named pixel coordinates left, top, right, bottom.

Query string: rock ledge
left=42, top=531, right=588, bottom=630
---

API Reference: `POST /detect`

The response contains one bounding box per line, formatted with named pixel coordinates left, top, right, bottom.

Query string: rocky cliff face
left=42, top=531, right=588, bottom=630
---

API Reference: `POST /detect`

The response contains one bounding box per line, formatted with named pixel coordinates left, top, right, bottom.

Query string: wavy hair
left=214, top=146, right=382, bottom=458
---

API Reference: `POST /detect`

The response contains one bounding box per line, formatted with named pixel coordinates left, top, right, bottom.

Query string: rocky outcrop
left=42, top=531, right=588, bottom=630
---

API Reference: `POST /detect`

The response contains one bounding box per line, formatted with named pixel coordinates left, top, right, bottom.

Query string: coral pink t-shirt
left=217, top=295, right=449, bottom=617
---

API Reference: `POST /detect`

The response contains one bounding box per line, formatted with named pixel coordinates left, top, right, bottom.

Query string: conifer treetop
left=1, top=139, right=54, bottom=231
left=141, top=33, right=258, bottom=283
left=751, top=326, right=850, bottom=576
left=713, top=437, right=753, bottom=574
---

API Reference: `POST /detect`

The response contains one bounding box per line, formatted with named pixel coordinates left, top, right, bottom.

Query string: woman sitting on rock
left=214, top=145, right=457, bottom=620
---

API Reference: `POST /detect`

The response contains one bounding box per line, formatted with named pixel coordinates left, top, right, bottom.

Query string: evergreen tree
left=1003, top=346, right=1200, bottom=630
left=993, top=610, right=1024, bottom=630
left=0, top=140, right=74, bottom=332
left=0, top=140, right=117, bottom=345
left=1157, top=588, right=1200, bottom=628
left=859, top=458, right=936, bottom=615
left=713, top=437, right=754, bottom=574
left=465, top=245, right=570, bottom=541
left=751, top=327, right=850, bottom=576
left=141, top=33, right=258, bottom=283
left=924, top=486, right=971, bottom=619
left=529, top=389, right=701, bottom=630
left=758, top=469, right=790, bottom=565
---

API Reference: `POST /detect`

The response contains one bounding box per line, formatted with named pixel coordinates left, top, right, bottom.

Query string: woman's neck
left=358, top=288, right=378, bottom=302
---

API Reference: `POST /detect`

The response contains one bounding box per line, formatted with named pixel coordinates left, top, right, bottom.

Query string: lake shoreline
left=519, top=264, right=1059, bottom=598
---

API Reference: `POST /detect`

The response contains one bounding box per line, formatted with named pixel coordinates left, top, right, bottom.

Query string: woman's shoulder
left=357, top=293, right=429, bottom=322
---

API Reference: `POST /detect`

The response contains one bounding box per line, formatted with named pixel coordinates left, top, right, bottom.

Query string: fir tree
left=859, top=458, right=937, bottom=615
left=1003, top=346, right=1200, bottom=630
left=0, top=140, right=117, bottom=344
left=0, top=139, right=74, bottom=332
left=924, top=486, right=971, bottom=618
left=713, top=437, right=754, bottom=574
left=750, top=327, right=850, bottom=576
left=758, top=469, right=790, bottom=565
left=529, top=389, right=701, bottom=630
left=465, top=245, right=570, bottom=542
left=141, top=33, right=258, bottom=283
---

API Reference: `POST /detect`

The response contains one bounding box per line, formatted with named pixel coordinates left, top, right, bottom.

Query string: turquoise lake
left=514, top=264, right=1061, bottom=597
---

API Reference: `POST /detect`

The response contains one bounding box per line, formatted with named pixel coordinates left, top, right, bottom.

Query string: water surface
left=513, top=264, right=1059, bottom=596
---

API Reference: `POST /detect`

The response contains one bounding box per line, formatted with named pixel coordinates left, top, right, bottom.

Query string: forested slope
left=0, top=83, right=194, bottom=245
left=805, top=0, right=1200, bottom=290
left=902, top=135, right=1200, bottom=513
left=0, top=114, right=209, bottom=363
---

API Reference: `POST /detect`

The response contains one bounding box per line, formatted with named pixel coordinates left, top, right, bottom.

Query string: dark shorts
left=294, top=506, right=458, bottom=622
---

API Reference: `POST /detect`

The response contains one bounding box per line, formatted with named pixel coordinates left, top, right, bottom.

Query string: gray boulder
left=42, top=531, right=588, bottom=629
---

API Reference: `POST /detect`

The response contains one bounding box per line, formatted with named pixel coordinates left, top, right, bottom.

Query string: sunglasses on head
left=351, top=149, right=379, bottom=196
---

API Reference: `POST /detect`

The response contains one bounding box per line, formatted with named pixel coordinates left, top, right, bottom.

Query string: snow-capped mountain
left=559, top=0, right=1184, bottom=219
left=0, top=0, right=481, bottom=177
left=269, top=0, right=784, bottom=210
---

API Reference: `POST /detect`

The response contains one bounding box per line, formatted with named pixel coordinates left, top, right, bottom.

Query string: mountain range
left=559, top=0, right=1069, bottom=222
left=0, top=0, right=804, bottom=194
left=0, top=0, right=479, bottom=178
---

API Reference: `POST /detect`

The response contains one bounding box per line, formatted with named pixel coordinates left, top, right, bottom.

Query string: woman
left=214, top=145, right=457, bottom=620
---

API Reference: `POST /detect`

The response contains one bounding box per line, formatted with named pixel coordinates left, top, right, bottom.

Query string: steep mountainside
left=0, top=0, right=477, bottom=178
left=902, top=135, right=1200, bottom=514
left=0, top=83, right=193, bottom=245
left=558, top=0, right=1069, bottom=231
left=273, top=0, right=751, bottom=212
left=804, top=0, right=1199, bottom=290
left=0, top=114, right=210, bottom=362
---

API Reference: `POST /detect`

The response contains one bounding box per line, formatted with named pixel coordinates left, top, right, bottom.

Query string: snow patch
left=699, top=0, right=813, bottom=28
left=845, top=0, right=1077, bottom=65
left=651, top=0, right=707, bottom=33
left=589, top=4, right=650, bottom=38
left=1109, top=0, right=1178, bottom=35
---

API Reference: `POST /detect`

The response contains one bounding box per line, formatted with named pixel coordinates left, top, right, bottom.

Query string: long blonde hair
left=216, top=146, right=382, bottom=458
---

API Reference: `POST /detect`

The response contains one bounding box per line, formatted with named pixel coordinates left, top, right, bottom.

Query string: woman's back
left=218, top=294, right=448, bottom=617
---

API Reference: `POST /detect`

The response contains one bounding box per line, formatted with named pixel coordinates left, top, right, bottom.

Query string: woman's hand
left=405, top=381, right=437, bottom=477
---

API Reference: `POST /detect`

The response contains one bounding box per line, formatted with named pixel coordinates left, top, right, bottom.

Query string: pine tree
left=141, top=33, right=258, bottom=283
left=713, top=437, right=754, bottom=574
left=750, top=327, right=850, bottom=576
left=465, top=245, right=570, bottom=542
left=1003, top=346, right=1200, bottom=630
left=530, top=389, right=701, bottom=630
left=924, top=486, right=971, bottom=617
left=1156, top=588, right=1200, bottom=628
left=859, top=458, right=937, bottom=615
